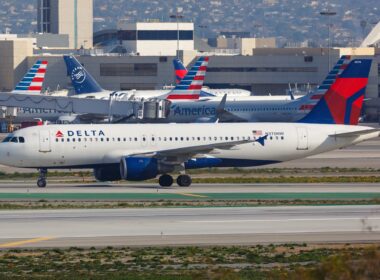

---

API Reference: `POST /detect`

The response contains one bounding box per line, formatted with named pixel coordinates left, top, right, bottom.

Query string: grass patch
left=0, top=244, right=379, bottom=279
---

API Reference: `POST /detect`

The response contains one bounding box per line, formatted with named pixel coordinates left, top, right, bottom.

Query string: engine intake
left=94, top=164, right=121, bottom=181
left=120, top=157, right=159, bottom=181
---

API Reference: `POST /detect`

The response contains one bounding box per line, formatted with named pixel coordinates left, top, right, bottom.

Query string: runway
left=0, top=205, right=379, bottom=248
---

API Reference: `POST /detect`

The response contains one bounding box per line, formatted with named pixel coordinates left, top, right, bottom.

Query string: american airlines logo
left=71, top=67, right=86, bottom=84
left=55, top=130, right=106, bottom=137
left=171, top=105, right=216, bottom=116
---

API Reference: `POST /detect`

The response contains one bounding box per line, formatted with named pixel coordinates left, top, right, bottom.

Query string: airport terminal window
left=207, top=67, right=317, bottom=73
left=137, top=30, right=193, bottom=40
left=100, top=63, right=157, bottom=77
left=117, top=30, right=137, bottom=41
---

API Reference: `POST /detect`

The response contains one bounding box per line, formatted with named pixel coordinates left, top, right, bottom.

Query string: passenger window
left=61, top=138, right=64, bottom=142
left=134, top=137, right=138, bottom=141
left=72, top=138, right=76, bottom=142
left=106, top=138, right=110, bottom=142
left=101, top=138, right=104, bottom=142
left=175, top=137, right=178, bottom=141
left=152, top=137, right=155, bottom=141
left=197, top=137, right=200, bottom=141
left=186, top=137, right=189, bottom=141
left=78, top=138, right=81, bottom=142
left=170, top=137, right=172, bottom=141
left=180, top=137, right=183, bottom=141
left=19, top=137, right=25, bottom=143
left=56, top=139, right=59, bottom=142
left=67, top=138, right=70, bottom=142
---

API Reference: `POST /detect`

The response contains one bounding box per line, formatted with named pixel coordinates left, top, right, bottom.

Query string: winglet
left=173, top=59, right=188, bottom=84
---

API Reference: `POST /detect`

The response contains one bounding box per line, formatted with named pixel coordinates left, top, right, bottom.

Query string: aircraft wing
left=129, top=139, right=253, bottom=165
left=0, top=92, right=137, bottom=117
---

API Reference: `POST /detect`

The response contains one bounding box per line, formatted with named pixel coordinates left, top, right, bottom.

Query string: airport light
left=198, top=25, right=208, bottom=39
left=320, top=9, right=337, bottom=70
left=170, top=13, right=184, bottom=59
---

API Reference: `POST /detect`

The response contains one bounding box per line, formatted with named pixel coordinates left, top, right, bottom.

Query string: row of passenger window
left=226, top=107, right=297, bottom=112
left=55, top=135, right=285, bottom=143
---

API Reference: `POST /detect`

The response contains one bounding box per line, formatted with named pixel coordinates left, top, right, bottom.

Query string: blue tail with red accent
left=173, top=59, right=188, bottom=84
left=299, top=59, right=372, bottom=125
left=63, top=55, right=104, bottom=94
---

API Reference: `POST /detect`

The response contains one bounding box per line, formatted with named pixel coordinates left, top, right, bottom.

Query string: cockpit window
left=10, top=137, right=18, bottom=143
left=19, top=137, right=25, bottom=143
left=2, top=137, right=12, bottom=143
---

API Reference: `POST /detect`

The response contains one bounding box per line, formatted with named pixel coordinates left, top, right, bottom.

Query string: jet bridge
left=0, top=92, right=170, bottom=122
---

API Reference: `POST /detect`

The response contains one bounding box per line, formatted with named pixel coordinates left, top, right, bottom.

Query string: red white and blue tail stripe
left=13, top=60, right=48, bottom=94
left=166, top=56, right=209, bottom=100
left=173, top=59, right=188, bottom=84
left=298, top=56, right=351, bottom=111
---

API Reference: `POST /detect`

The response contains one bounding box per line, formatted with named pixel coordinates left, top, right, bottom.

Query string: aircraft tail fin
left=173, top=59, right=188, bottom=84
left=63, top=55, right=104, bottom=94
left=298, top=56, right=351, bottom=111
left=166, top=56, right=209, bottom=100
left=299, top=59, right=372, bottom=125
left=13, top=60, right=48, bottom=94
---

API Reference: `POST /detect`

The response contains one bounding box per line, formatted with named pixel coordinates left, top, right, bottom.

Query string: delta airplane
left=0, top=59, right=376, bottom=188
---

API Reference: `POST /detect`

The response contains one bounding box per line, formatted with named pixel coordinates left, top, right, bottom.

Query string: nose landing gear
left=37, top=168, right=47, bottom=188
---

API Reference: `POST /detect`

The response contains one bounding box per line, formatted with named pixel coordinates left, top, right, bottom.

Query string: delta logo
left=56, top=131, right=63, bottom=138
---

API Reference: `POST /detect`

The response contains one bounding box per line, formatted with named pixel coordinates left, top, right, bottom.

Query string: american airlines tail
left=296, top=56, right=351, bottom=111
left=12, top=60, right=48, bottom=94
left=165, top=56, right=209, bottom=100
left=299, top=59, right=372, bottom=125
left=63, top=55, right=104, bottom=94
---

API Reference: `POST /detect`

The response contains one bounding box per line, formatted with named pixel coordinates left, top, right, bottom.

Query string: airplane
left=65, top=55, right=298, bottom=101
left=4, top=60, right=64, bottom=123
left=173, top=58, right=304, bottom=100
left=0, top=59, right=376, bottom=188
left=62, top=55, right=352, bottom=123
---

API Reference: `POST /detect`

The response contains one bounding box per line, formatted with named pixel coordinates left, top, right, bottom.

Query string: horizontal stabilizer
left=329, top=128, right=379, bottom=137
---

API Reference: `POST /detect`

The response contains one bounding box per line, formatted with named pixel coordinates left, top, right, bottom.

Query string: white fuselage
left=0, top=123, right=377, bottom=170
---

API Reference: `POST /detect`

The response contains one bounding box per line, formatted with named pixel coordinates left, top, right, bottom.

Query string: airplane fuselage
left=0, top=123, right=376, bottom=170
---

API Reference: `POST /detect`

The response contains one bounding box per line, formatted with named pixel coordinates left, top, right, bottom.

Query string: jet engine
left=120, top=157, right=159, bottom=181
left=93, top=164, right=122, bottom=181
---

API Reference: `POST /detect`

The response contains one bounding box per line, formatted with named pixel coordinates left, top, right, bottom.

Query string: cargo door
left=296, top=127, right=308, bottom=150
left=39, top=130, right=51, bottom=152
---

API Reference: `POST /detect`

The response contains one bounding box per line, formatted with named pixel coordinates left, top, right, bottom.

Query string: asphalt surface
left=0, top=206, right=379, bottom=248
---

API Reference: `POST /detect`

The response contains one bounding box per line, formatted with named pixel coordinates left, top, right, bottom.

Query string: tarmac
left=0, top=206, right=379, bottom=248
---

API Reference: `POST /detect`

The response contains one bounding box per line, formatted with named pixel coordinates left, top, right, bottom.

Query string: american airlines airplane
left=0, top=59, right=376, bottom=188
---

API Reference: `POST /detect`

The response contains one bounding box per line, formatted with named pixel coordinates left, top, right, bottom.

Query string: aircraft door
left=296, top=127, right=308, bottom=150
left=39, top=130, right=51, bottom=152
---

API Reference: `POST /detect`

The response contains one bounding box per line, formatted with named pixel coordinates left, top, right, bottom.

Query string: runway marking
left=179, top=193, right=208, bottom=198
left=183, top=217, right=380, bottom=223
left=0, top=237, right=55, bottom=248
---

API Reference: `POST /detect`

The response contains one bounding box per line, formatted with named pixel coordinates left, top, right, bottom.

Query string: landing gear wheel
left=176, top=175, right=192, bottom=187
left=37, top=168, right=48, bottom=188
left=37, top=178, right=47, bottom=188
left=159, top=174, right=173, bottom=187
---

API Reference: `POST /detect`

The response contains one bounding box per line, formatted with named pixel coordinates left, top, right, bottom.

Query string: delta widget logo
left=71, top=67, right=86, bottom=84
left=56, top=131, right=63, bottom=138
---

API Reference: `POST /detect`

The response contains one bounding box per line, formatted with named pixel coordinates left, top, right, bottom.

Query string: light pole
left=320, top=9, right=337, bottom=71
left=198, top=25, right=208, bottom=39
left=170, top=13, right=183, bottom=59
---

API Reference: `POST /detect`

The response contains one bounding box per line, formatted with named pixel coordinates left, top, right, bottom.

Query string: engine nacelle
left=120, top=157, right=159, bottom=181
left=94, top=164, right=121, bottom=181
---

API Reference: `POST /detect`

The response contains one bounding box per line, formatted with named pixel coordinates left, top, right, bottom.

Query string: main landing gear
left=158, top=174, right=192, bottom=187
left=37, top=168, right=47, bottom=188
